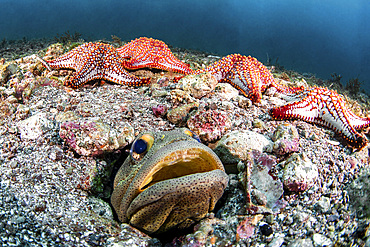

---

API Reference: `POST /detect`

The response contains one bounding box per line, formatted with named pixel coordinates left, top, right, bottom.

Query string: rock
left=287, top=239, right=314, bottom=247
left=59, top=119, right=134, bottom=156
left=250, top=151, right=284, bottom=209
left=281, top=152, right=319, bottom=192
left=259, top=223, right=273, bottom=236
left=268, top=235, right=285, bottom=247
left=15, top=104, right=30, bottom=120
left=0, top=101, right=16, bottom=118
left=152, top=104, right=168, bottom=117
left=88, top=196, right=114, bottom=220
left=55, top=111, right=80, bottom=123
left=169, top=89, right=197, bottom=105
left=272, top=123, right=300, bottom=155
left=312, top=233, right=333, bottom=247
left=213, top=130, right=273, bottom=168
left=237, top=96, right=253, bottom=109
left=176, top=72, right=218, bottom=99
left=107, top=223, right=161, bottom=247
left=173, top=215, right=235, bottom=246
left=17, top=112, right=55, bottom=140
left=215, top=83, right=239, bottom=100
left=347, top=168, right=370, bottom=218
left=166, top=102, right=199, bottom=125
left=315, top=196, right=331, bottom=213
left=151, top=88, right=168, bottom=97
left=79, top=159, right=114, bottom=196
left=187, top=108, right=232, bottom=142
left=237, top=215, right=264, bottom=239
left=251, top=189, right=268, bottom=206
left=0, top=62, right=18, bottom=85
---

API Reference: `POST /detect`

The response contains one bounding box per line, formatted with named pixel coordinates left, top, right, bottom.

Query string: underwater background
left=1, top=0, right=369, bottom=93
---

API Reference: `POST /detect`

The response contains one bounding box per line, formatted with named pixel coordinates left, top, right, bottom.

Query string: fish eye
left=130, top=134, right=154, bottom=161
left=133, top=139, right=148, bottom=154
left=183, top=129, right=201, bottom=143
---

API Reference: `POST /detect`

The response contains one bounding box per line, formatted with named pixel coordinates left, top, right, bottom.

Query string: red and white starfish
left=270, top=86, right=370, bottom=150
left=190, top=54, right=302, bottom=103
left=117, top=37, right=193, bottom=75
left=39, top=42, right=150, bottom=89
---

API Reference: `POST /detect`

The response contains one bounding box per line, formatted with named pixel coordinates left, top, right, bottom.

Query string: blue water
left=1, top=0, right=370, bottom=93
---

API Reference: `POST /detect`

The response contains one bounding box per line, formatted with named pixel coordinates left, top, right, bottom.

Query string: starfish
left=38, top=42, right=150, bottom=89
left=117, top=37, right=193, bottom=75
left=270, top=86, right=370, bottom=150
left=190, top=54, right=302, bottom=103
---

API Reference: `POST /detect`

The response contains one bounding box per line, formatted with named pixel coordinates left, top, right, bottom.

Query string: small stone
left=315, top=196, right=331, bottom=213
left=55, top=111, right=80, bottom=123
left=48, top=146, right=64, bottom=161
left=11, top=216, right=26, bottom=224
left=281, top=152, right=319, bottom=192
left=0, top=62, right=18, bottom=85
left=59, top=119, right=134, bottom=156
left=259, top=223, right=273, bottom=236
left=238, top=96, right=252, bottom=109
left=167, top=102, right=199, bottom=125
left=250, top=152, right=284, bottom=209
left=177, top=72, right=218, bottom=99
left=272, top=123, right=300, bottom=155
left=215, top=83, right=239, bottom=100
left=151, top=89, right=168, bottom=97
left=268, top=235, right=285, bottom=247
left=312, top=233, right=332, bottom=247
left=152, top=105, right=168, bottom=118
left=265, top=215, right=274, bottom=225
left=287, top=239, right=313, bottom=247
left=15, top=104, right=30, bottom=120
left=214, top=130, right=273, bottom=165
left=8, top=159, right=18, bottom=168
left=187, top=109, right=232, bottom=142
left=17, top=113, right=55, bottom=140
left=5, top=95, right=18, bottom=103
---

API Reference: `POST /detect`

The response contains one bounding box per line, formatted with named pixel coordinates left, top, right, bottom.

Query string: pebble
left=59, top=118, right=134, bottom=156
left=288, top=239, right=314, bottom=247
left=187, top=108, right=232, bottom=142
left=281, top=152, right=319, bottom=192
left=272, top=123, right=300, bottom=155
left=312, top=233, right=333, bottom=246
left=166, top=102, right=199, bottom=125
left=17, top=112, right=55, bottom=140
left=213, top=130, right=273, bottom=166
left=215, top=83, right=239, bottom=100
left=250, top=154, right=284, bottom=209
left=315, top=196, right=331, bottom=213
left=176, top=72, right=218, bottom=99
left=268, top=235, right=285, bottom=247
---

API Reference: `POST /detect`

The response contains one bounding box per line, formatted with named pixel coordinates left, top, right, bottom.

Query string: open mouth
left=139, top=143, right=224, bottom=192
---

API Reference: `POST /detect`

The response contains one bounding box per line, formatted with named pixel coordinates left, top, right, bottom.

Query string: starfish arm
left=270, top=99, right=319, bottom=123
left=343, top=108, right=370, bottom=129
left=104, top=62, right=150, bottom=87
left=64, top=60, right=101, bottom=88
left=44, top=43, right=94, bottom=70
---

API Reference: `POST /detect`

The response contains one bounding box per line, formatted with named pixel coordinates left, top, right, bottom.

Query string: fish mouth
left=138, top=140, right=225, bottom=192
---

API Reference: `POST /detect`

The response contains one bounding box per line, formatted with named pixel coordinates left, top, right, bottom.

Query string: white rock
left=17, top=113, right=54, bottom=140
